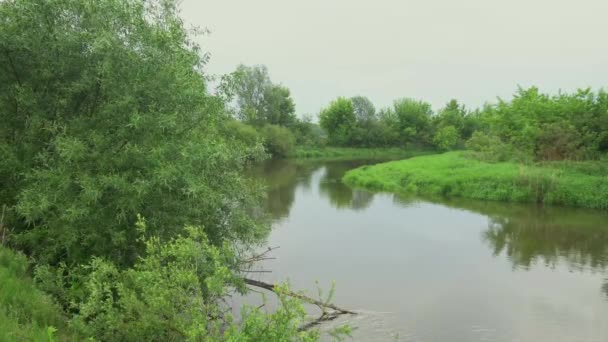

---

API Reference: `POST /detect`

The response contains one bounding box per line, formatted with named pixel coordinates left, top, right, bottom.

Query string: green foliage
left=290, top=147, right=431, bottom=160
left=231, top=64, right=296, bottom=127
left=392, top=98, right=434, bottom=145
left=465, top=131, right=520, bottom=162
left=5, top=229, right=328, bottom=342
left=344, top=152, right=608, bottom=209
left=263, top=84, right=297, bottom=126
left=319, top=97, right=357, bottom=146
left=473, top=87, right=608, bottom=161
left=291, top=115, right=326, bottom=146
left=261, top=124, right=296, bottom=158
left=0, top=247, right=78, bottom=341
left=0, top=0, right=268, bottom=266
left=351, top=96, right=376, bottom=124
left=222, top=120, right=264, bottom=150
left=67, top=224, right=238, bottom=340
left=432, top=125, right=460, bottom=151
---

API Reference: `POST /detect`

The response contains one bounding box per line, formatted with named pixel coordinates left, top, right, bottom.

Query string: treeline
left=317, top=88, right=608, bottom=161
left=228, top=65, right=608, bottom=162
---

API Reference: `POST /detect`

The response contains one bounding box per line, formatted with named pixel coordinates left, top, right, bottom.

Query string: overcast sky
left=180, top=0, right=608, bottom=116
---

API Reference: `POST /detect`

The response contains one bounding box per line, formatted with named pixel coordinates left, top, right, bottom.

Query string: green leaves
left=1, top=0, right=269, bottom=266
left=319, top=97, right=356, bottom=146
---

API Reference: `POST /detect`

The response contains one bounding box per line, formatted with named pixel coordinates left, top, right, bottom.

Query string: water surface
left=248, top=159, right=608, bottom=342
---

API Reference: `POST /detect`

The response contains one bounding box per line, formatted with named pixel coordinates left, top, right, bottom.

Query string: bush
left=536, top=122, right=586, bottom=161
left=433, top=125, right=460, bottom=151
left=261, top=124, right=296, bottom=157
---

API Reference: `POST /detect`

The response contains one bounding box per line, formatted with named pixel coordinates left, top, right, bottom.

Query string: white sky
left=180, top=0, right=608, bottom=116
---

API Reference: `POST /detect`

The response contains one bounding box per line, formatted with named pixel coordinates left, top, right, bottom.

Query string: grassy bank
left=289, top=147, right=434, bottom=160
left=343, top=151, right=608, bottom=209
left=0, top=247, right=78, bottom=341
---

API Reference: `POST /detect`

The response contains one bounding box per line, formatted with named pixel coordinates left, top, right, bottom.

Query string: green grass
left=343, top=151, right=608, bottom=210
left=289, top=147, right=434, bottom=160
left=0, top=247, right=78, bottom=341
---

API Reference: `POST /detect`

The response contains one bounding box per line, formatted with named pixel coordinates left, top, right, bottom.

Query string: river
left=246, top=158, right=608, bottom=341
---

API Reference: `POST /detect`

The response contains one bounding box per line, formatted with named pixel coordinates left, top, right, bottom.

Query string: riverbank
left=0, top=247, right=78, bottom=341
left=288, top=147, right=434, bottom=160
left=343, top=151, right=608, bottom=210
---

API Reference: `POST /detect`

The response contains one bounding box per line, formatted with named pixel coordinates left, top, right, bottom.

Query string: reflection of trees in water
left=483, top=210, right=608, bottom=271
left=318, top=161, right=375, bottom=210
left=437, top=198, right=608, bottom=270
left=251, top=159, right=319, bottom=221
left=439, top=198, right=608, bottom=301
left=252, top=159, right=379, bottom=221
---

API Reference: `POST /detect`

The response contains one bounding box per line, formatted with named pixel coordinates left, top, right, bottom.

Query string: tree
left=232, top=64, right=272, bottom=124
left=433, top=125, right=460, bottom=151
left=0, top=0, right=267, bottom=266
left=392, top=98, right=434, bottom=145
left=231, top=64, right=296, bottom=127
left=262, top=84, right=296, bottom=126
left=435, top=99, right=466, bottom=133
left=351, top=96, right=376, bottom=124
left=319, top=98, right=356, bottom=146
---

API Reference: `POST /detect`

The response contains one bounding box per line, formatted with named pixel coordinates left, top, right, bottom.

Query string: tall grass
left=343, top=152, right=608, bottom=209
left=0, top=247, right=78, bottom=341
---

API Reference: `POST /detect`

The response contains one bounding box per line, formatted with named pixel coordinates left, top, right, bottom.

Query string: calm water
left=248, top=159, right=608, bottom=342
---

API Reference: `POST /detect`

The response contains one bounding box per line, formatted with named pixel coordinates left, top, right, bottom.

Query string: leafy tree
left=392, top=98, right=434, bottom=145
left=319, top=97, right=356, bottom=146
left=473, top=86, right=608, bottom=161
left=351, top=96, right=376, bottom=124
left=231, top=64, right=296, bottom=127
left=0, top=0, right=267, bottom=266
left=262, top=84, right=296, bottom=126
left=433, top=125, right=460, bottom=151
left=435, top=99, right=466, bottom=133
left=232, top=64, right=272, bottom=124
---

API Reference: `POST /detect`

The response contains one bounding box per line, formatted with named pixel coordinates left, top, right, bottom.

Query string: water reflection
left=432, top=198, right=608, bottom=271
left=251, top=159, right=380, bottom=221
left=255, top=159, right=608, bottom=274
left=400, top=196, right=608, bottom=302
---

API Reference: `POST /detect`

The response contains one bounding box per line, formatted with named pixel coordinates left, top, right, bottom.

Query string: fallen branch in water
left=297, top=311, right=342, bottom=331
left=243, top=278, right=356, bottom=331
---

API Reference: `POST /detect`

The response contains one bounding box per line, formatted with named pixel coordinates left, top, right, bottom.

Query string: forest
left=1, top=0, right=607, bottom=341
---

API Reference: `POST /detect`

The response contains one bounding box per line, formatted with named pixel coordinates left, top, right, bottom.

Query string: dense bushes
left=0, top=247, right=78, bottom=341
left=261, top=124, right=296, bottom=158
left=475, top=87, right=608, bottom=161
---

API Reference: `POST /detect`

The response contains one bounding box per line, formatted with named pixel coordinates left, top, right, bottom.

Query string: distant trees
left=470, top=87, right=608, bottom=161
left=229, top=65, right=608, bottom=162
left=231, top=64, right=296, bottom=127
left=319, top=97, right=357, bottom=146
left=318, top=97, right=436, bottom=148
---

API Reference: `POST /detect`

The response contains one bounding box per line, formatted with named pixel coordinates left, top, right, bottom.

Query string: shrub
left=261, top=124, right=296, bottom=157
left=433, top=125, right=460, bottom=151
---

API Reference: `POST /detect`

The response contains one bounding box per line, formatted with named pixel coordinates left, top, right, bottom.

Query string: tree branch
left=243, top=278, right=356, bottom=315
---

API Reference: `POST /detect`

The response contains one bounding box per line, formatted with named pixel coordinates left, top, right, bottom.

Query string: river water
left=247, top=158, right=608, bottom=341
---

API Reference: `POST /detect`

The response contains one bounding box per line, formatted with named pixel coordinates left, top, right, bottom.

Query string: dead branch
left=298, top=311, right=341, bottom=331
left=243, top=278, right=356, bottom=315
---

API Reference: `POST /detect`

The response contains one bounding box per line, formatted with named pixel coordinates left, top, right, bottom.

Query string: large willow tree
left=0, top=0, right=267, bottom=266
